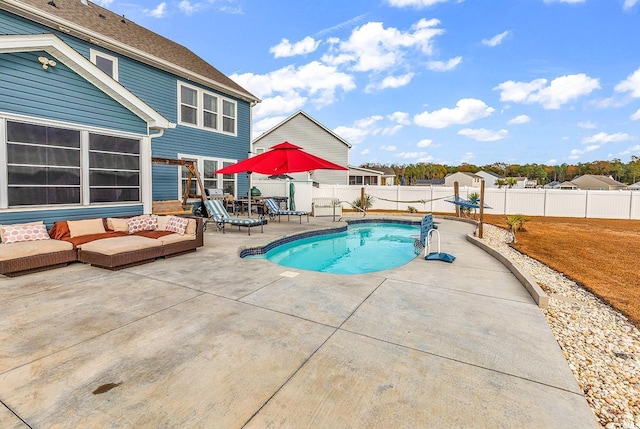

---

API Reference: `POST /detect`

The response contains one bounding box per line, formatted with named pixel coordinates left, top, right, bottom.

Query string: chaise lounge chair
left=263, top=198, right=309, bottom=224
left=203, top=200, right=265, bottom=235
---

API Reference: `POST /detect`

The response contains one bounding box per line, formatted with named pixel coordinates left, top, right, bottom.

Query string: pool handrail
left=336, top=201, right=366, bottom=222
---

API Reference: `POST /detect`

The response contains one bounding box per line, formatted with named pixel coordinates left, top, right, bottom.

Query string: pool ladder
left=335, top=201, right=366, bottom=222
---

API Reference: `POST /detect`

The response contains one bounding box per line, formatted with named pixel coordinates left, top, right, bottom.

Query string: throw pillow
left=127, top=215, right=158, bottom=234
left=155, top=215, right=171, bottom=231
left=185, top=218, right=197, bottom=236
left=107, top=217, right=130, bottom=233
left=48, top=221, right=70, bottom=240
left=67, top=218, right=106, bottom=238
left=0, top=220, right=43, bottom=242
left=165, top=216, right=189, bottom=235
left=1, top=223, right=51, bottom=244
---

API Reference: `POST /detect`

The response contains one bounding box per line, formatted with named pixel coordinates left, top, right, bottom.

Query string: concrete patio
left=0, top=215, right=598, bottom=428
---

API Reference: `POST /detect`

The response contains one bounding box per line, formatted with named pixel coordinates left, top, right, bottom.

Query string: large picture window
left=4, top=120, right=140, bottom=207
left=177, top=82, right=236, bottom=135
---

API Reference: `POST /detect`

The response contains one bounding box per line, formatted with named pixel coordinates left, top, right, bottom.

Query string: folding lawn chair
left=203, top=200, right=265, bottom=235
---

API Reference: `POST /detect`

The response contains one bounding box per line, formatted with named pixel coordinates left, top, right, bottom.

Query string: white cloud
left=333, top=116, right=384, bottom=144
left=482, top=31, right=510, bottom=47
left=416, top=139, right=433, bottom=147
left=366, top=73, right=415, bottom=92
left=623, top=0, right=639, bottom=10
left=460, top=152, right=475, bottom=163
left=386, top=0, right=453, bottom=8
left=426, top=56, right=462, bottom=71
left=547, top=159, right=558, bottom=165
left=581, top=132, right=633, bottom=144
left=631, top=109, right=640, bottom=121
left=360, top=148, right=370, bottom=155
left=178, top=0, right=201, bottom=15
left=323, top=18, right=444, bottom=73
left=507, top=114, right=530, bottom=125
left=414, top=98, right=494, bottom=128
left=396, top=151, right=428, bottom=159
left=252, top=94, right=307, bottom=119
left=458, top=128, right=508, bottom=141
left=231, top=61, right=356, bottom=114
left=577, top=120, right=597, bottom=129
left=569, top=144, right=600, bottom=159
left=494, top=73, right=600, bottom=109
left=381, top=145, right=397, bottom=151
left=388, top=111, right=411, bottom=125
left=253, top=116, right=288, bottom=138
left=270, top=37, right=321, bottom=58
left=614, top=67, right=640, bottom=98
left=144, top=2, right=167, bottom=17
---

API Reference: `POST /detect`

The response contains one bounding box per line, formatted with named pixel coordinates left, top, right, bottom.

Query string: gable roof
left=0, top=33, right=171, bottom=129
left=573, top=174, right=626, bottom=187
left=253, top=111, right=352, bottom=149
left=447, top=171, right=482, bottom=179
left=2, top=0, right=259, bottom=103
left=477, top=170, right=502, bottom=178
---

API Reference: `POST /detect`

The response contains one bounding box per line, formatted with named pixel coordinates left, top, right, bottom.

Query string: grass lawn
left=480, top=214, right=640, bottom=327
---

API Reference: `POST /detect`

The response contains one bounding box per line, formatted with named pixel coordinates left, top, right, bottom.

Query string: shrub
left=505, top=214, right=529, bottom=243
left=407, top=206, right=418, bottom=213
left=352, top=194, right=374, bottom=210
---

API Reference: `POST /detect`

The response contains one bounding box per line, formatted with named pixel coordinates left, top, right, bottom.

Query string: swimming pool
left=263, top=222, right=420, bottom=274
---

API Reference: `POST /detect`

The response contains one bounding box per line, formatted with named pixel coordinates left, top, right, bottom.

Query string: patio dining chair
left=203, top=199, right=265, bottom=235
left=263, top=198, right=309, bottom=223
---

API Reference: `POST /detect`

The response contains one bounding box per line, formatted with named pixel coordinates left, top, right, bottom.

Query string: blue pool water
left=265, top=223, right=420, bottom=274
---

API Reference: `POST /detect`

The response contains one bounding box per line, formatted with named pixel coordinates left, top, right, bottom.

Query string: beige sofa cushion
left=68, top=218, right=106, bottom=238
left=156, top=233, right=197, bottom=245
left=107, top=217, right=130, bottom=233
left=78, top=236, right=162, bottom=256
left=0, top=240, right=73, bottom=261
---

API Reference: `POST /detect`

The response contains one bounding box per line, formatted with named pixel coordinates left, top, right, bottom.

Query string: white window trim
left=1, top=115, right=143, bottom=209
left=177, top=153, right=238, bottom=200
left=90, top=49, right=119, bottom=81
left=177, top=82, right=237, bottom=136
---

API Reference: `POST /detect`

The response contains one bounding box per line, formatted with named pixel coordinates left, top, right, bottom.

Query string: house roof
left=414, top=179, right=445, bottom=185
left=0, top=33, right=171, bottom=129
left=573, top=174, right=626, bottom=187
left=253, top=111, right=352, bottom=148
left=477, top=170, right=502, bottom=178
left=2, top=0, right=259, bottom=103
left=348, top=165, right=394, bottom=176
left=446, top=172, right=482, bottom=179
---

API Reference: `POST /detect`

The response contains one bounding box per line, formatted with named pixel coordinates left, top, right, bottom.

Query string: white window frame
left=90, top=49, right=119, bottom=81
left=178, top=153, right=238, bottom=199
left=1, top=116, right=142, bottom=209
left=177, top=82, right=237, bottom=136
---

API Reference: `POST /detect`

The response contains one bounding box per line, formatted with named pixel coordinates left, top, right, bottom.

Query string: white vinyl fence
left=252, top=180, right=640, bottom=220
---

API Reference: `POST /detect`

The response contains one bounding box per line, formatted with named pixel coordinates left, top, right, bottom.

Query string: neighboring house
left=0, top=0, right=258, bottom=226
left=571, top=175, right=627, bottom=190
left=252, top=111, right=350, bottom=185
left=414, top=179, right=445, bottom=186
left=559, top=181, right=578, bottom=190
left=348, top=166, right=394, bottom=186
left=629, top=182, right=640, bottom=190
left=544, top=181, right=561, bottom=189
left=475, top=170, right=503, bottom=188
left=444, top=172, right=482, bottom=187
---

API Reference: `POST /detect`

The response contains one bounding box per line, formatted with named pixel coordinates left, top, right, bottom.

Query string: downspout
left=144, top=124, right=175, bottom=213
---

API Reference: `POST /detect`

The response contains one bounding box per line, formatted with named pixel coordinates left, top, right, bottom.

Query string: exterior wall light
left=38, top=56, right=57, bottom=70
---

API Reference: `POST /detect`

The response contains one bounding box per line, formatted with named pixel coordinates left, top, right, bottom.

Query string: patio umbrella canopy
left=214, top=142, right=348, bottom=175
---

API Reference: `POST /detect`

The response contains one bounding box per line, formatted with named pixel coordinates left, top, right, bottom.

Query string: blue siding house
left=0, top=0, right=258, bottom=227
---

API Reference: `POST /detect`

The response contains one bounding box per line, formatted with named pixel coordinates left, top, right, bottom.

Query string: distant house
left=544, top=181, right=561, bottom=189
left=348, top=166, right=395, bottom=186
left=252, top=111, right=350, bottom=185
left=414, top=179, right=445, bottom=186
left=475, top=171, right=503, bottom=188
left=629, top=182, right=640, bottom=190
left=571, top=175, right=627, bottom=190
left=0, top=0, right=258, bottom=226
left=444, top=172, right=482, bottom=187
left=545, top=181, right=577, bottom=190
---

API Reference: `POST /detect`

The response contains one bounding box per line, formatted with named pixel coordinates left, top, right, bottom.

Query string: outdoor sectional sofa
left=0, top=215, right=203, bottom=276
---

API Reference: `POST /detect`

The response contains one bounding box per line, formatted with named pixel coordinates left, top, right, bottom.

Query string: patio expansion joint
left=240, top=276, right=389, bottom=428
left=0, top=399, right=32, bottom=429
left=337, top=327, right=586, bottom=398
left=0, top=292, right=206, bottom=378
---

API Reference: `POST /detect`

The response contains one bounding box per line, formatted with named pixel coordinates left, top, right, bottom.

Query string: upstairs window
left=90, top=49, right=119, bottom=81
left=177, top=82, right=237, bottom=135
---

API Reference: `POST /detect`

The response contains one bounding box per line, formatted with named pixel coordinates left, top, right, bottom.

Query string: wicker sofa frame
left=0, top=217, right=204, bottom=276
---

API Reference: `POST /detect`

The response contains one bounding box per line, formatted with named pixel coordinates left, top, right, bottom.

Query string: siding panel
left=0, top=205, right=143, bottom=230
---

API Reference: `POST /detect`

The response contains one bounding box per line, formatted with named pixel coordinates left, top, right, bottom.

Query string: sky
left=95, top=0, right=640, bottom=167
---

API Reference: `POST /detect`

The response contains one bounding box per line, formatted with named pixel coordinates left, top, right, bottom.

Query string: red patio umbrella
left=214, top=142, right=347, bottom=216
left=214, top=142, right=348, bottom=175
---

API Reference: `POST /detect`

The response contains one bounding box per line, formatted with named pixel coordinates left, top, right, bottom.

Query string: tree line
left=361, top=156, right=640, bottom=186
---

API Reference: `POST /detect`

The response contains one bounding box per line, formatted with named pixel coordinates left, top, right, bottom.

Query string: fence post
left=454, top=181, right=460, bottom=217
left=361, top=187, right=365, bottom=210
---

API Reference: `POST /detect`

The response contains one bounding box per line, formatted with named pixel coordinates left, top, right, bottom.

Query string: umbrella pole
left=247, top=171, right=252, bottom=217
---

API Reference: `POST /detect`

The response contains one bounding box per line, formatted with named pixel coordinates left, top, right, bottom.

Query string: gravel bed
left=480, top=224, right=640, bottom=429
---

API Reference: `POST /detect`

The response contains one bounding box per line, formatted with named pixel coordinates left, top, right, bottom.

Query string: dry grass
left=480, top=214, right=640, bottom=327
